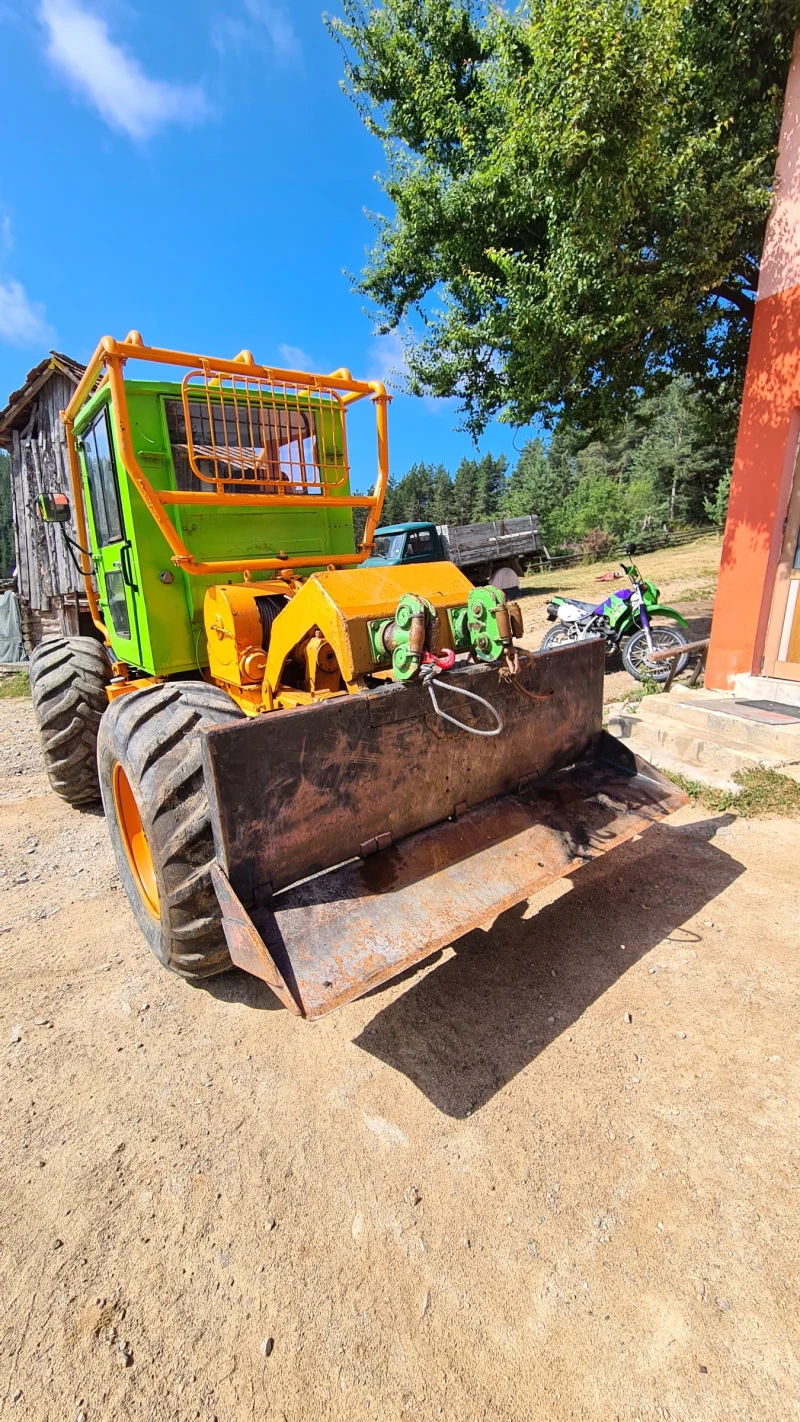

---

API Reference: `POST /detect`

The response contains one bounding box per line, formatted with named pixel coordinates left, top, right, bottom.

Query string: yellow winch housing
left=204, top=561, right=479, bottom=714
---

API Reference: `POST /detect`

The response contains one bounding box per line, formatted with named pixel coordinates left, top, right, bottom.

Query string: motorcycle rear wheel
left=540, top=624, right=615, bottom=658
left=540, top=624, right=580, bottom=651
left=622, top=626, right=689, bottom=683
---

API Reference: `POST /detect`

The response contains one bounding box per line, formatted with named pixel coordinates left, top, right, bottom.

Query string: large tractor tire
left=97, top=682, right=244, bottom=980
left=29, top=635, right=111, bottom=806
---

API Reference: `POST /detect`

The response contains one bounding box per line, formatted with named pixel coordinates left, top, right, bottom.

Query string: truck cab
left=363, top=522, right=444, bottom=567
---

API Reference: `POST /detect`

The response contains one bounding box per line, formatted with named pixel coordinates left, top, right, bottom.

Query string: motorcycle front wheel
left=622, top=625, right=689, bottom=683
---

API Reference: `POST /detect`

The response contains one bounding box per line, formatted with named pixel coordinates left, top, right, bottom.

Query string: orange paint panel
left=706, top=283, right=800, bottom=689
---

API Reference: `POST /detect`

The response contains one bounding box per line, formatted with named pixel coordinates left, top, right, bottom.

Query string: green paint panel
left=74, top=380, right=357, bottom=675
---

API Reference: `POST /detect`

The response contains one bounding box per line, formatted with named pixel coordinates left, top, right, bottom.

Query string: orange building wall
left=705, top=286, right=800, bottom=688
left=706, top=29, right=800, bottom=689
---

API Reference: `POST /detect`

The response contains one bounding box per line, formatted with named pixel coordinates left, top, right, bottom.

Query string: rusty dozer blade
left=200, top=640, right=687, bottom=1018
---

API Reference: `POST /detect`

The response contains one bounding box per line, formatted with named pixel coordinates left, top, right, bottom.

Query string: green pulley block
left=368, top=594, right=435, bottom=681
left=467, top=585, right=507, bottom=662
left=390, top=593, right=433, bottom=680
left=447, top=605, right=471, bottom=652
left=367, top=617, right=393, bottom=667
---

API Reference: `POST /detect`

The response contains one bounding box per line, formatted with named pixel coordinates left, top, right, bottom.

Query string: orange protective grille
left=180, top=369, right=349, bottom=494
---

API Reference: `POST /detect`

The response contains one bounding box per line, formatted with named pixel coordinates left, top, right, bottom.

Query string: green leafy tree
left=704, top=468, right=732, bottom=529
left=451, top=455, right=479, bottom=522
left=430, top=463, right=456, bottom=522
left=330, top=0, right=797, bottom=441
left=627, top=379, right=725, bottom=525
left=507, top=437, right=568, bottom=547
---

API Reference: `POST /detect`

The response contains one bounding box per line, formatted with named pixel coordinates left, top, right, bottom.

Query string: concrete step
left=607, top=711, right=787, bottom=779
left=635, top=688, right=800, bottom=761
left=734, top=673, right=800, bottom=709
left=606, top=729, right=742, bottom=794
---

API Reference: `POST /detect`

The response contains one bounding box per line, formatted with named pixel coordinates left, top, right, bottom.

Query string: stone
left=9, top=1027, right=22, bottom=1044
left=623, top=1012, right=632, bottom=1025
left=260, top=1337, right=274, bottom=1358
left=52, top=1238, right=63, bottom=1250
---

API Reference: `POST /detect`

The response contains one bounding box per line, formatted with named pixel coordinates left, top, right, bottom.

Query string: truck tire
left=29, top=635, right=111, bottom=806
left=489, top=563, right=521, bottom=594
left=97, top=682, right=245, bottom=980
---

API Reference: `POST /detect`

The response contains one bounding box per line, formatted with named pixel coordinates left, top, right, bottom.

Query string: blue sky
left=0, top=0, right=529, bottom=491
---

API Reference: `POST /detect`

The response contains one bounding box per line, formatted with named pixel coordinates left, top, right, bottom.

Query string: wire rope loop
left=425, top=673, right=504, bottom=737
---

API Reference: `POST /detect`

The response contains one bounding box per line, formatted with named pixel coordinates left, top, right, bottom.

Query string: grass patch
left=666, top=765, right=800, bottom=818
left=672, top=583, right=717, bottom=604
left=620, top=677, right=662, bottom=711
left=0, top=670, right=30, bottom=699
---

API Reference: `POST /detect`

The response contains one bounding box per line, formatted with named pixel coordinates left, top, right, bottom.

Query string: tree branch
left=709, top=283, right=756, bottom=319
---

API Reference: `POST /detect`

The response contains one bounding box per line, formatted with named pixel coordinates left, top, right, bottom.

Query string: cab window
left=372, top=532, right=406, bottom=560
left=81, top=409, right=124, bottom=546
left=406, top=529, right=435, bottom=558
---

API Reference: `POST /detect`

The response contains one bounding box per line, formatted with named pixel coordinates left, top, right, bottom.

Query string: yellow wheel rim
left=112, top=762, right=159, bottom=918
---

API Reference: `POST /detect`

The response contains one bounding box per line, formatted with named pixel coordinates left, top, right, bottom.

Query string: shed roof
left=0, top=351, right=85, bottom=444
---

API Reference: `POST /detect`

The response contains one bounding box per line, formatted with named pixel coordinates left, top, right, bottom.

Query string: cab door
left=402, top=527, right=440, bottom=564
left=78, top=406, right=143, bottom=667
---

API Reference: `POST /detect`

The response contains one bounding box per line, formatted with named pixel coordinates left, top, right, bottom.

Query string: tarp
left=0, top=589, right=25, bottom=663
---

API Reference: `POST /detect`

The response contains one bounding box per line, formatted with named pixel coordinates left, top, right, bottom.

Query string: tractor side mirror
left=625, top=542, right=635, bottom=556
left=36, top=492, right=71, bottom=524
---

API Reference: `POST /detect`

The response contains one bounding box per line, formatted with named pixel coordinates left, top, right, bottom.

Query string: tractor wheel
left=29, top=635, right=111, bottom=806
left=96, top=682, right=244, bottom=980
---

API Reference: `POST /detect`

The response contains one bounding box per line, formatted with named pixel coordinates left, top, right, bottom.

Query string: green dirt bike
left=540, top=548, right=689, bottom=683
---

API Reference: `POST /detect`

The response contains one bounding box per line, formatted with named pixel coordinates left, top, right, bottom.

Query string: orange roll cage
left=62, top=332, right=391, bottom=625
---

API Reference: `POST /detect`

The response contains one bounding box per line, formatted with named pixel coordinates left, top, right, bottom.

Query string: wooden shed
left=0, top=351, right=92, bottom=649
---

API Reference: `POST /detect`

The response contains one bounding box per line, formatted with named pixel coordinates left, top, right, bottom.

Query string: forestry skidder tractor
left=30, top=333, right=685, bottom=1018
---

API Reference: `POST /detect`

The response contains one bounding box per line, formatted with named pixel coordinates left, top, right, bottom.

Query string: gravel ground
left=0, top=681, right=798, bottom=1422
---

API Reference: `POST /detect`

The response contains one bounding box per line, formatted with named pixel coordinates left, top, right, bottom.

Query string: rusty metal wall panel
left=211, top=746, right=687, bottom=1018
left=201, top=639, right=605, bottom=899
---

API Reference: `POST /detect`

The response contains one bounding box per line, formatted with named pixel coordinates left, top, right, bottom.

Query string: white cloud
left=369, top=330, right=409, bottom=385
left=212, top=0, right=299, bottom=65
left=277, top=343, right=313, bottom=369
left=39, top=0, right=208, bottom=140
left=369, top=329, right=453, bottom=414
left=0, top=279, right=53, bottom=347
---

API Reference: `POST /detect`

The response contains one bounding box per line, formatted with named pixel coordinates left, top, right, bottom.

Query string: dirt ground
left=2, top=612, right=800, bottom=1421
left=517, top=535, right=723, bottom=702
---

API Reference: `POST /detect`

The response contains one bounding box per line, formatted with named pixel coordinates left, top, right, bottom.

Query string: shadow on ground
left=354, top=815, right=740, bottom=1117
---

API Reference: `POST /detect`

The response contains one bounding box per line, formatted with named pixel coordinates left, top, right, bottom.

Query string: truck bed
left=438, top=515, right=542, bottom=569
